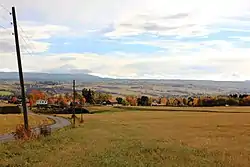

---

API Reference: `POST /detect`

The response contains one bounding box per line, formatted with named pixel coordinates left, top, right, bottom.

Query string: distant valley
left=0, top=72, right=250, bottom=97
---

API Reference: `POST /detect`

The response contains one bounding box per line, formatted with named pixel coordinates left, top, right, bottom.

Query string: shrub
left=0, top=106, right=21, bottom=114
left=32, top=107, right=90, bottom=114
left=14, top=124, right=38, bottom=141
left=40, top=125, right=51, bottom=136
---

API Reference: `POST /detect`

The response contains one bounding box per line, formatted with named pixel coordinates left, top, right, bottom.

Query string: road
left=0, top=113, right=71, bottom=143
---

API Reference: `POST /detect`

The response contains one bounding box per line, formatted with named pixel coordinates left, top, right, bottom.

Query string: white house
left=36, top=99, right=48, bottom=105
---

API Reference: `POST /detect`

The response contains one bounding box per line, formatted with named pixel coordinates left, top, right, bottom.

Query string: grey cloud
left=70, top=69, right=92, bottom=74
left=59, top=57, right=77, bottom=61
left=118, top=14, right=195, bottom=33
left=136, top=13, right=189, bottom=21
left=120, top=23, right=134, bottom=27
left=143, top=23, right=178, bottom=31
left=0, top=41, right=15, bottom=53
left=118, top=22, right=196, bottom=33
left=162, top=13, right=189, bottom=20
left=47, top=64, right=92, bottom=74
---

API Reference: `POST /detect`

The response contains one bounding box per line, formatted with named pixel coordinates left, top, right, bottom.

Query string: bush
left=0, top=106, right=21, bottom=114
left=32, top=107, right=90, bottom=114
left=14, top=124, right=38, bottom=141
left=40, top=125, right=51, bottom=136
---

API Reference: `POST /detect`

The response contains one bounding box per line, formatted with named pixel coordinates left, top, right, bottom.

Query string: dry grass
left=0, top=114, right=54, bottom=134
left=1, top=110, right=250, bottom=166
left=84, top=111, right=250, bottom=166
left=0, top=103, right=16, bottom=107
left=117, top=106, right=250, bottom=113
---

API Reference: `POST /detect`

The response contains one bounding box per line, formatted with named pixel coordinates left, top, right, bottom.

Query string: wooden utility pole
left=12, top=6, right=29, bottom=130
left=72, top=80, right=76, bottom=126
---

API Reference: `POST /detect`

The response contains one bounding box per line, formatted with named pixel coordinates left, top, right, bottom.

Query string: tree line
left=116, top=94, right=250, bottom=107
left=8, top=87, right=250, bottom=107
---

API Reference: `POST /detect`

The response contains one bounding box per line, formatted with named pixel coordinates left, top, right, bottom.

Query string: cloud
left=0, top=21, right=71, bottom=54
left=46, top=64, right=92, bottom=74
left=1, top=47, right=250, bottom=81
left=162, top=13, right=190, bottom=19
left=102, top=0, right=250, bottom=38
left=59, top=57, right=76, bottom=61
left=1, top=0, right=250, bottom=81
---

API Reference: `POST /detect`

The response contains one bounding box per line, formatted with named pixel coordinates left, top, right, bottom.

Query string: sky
left=1, top=0, right=250, bottom=81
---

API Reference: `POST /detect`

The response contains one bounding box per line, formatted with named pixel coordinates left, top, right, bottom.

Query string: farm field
left=116, top=106, right=250, bottom=113
left=0, top=114, right=54, bottom=134
left=0, top=91, right=13, bottom=96
left=1, top=109, right=250, bottom=167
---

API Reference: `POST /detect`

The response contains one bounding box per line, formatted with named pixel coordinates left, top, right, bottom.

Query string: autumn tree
left=79, top=97, right=86, bottom=105
left=168, top=98, right=175, bottom=106
left=148, top=97, right=153, bottom=106
left=27, top=90, right=46, bottom=106
left=48, top=97, right=55, bottom=104
left=160, top=97, right=167, bottom=105
left=192, top=98, right=200, bottom=106
left=11, top=96, right=17, bottom=103
left=59, top=100, right=68, bottom=108
left=56, top=94, right=68, bottom=107
left=126, top=95, right=137, bottom=106
left=64, top=93, right=71, bottom=101
left=226, top=98, right=239, bottom=106
left=240, top=96, right=250, bottom=106
left=187, top=97, right=194, bottom=106
left=122, top=99, right=129, bottom=106
left=183, top=98, right=187, bottom=106
left=94, top=92, right=112, bottom=104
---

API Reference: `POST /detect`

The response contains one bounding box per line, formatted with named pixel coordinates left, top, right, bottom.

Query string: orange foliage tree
left=27, top=90, right=46, bottom=107
left=192, top=98, right=200, bottom=106
left=126, top=96, right=137, bottom=106
left=160, top=97, right=167, bottom=105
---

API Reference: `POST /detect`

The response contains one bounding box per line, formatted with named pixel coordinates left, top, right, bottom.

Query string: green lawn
left=0, top=91, right=13, bottom=96
left=1, top=110, right=250, bottom=167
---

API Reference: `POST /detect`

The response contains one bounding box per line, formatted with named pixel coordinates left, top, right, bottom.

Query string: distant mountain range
left=1, top=72, right=250, bottom=96
left=1, top=72, right=250, bottom=83
left=0, top=72, right=105, bottom=82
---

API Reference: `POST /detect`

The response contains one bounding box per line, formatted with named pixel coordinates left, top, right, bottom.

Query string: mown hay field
left=116, top=106, right=250, bottom=113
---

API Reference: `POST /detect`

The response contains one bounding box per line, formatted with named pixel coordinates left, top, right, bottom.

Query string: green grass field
left=1, top=107, right=250, bottom=167
left=0, top=91, right=13, bottom=96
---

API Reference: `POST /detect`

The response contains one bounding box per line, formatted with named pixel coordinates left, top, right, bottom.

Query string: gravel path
left=0, top=113, right=71, bottom=143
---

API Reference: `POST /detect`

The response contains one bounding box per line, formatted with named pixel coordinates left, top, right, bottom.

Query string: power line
left=17, top=24, right=37, bottom=52
left=0, top=24, right=7, bottom=29
left=1, top=5, right=36, bottom=57
left=0, top=15, right=10, bottom=22
left=0, top=5, right=11, bottom=30
left=19, top=33, right=35, bottom=57
left=0, top=4, right=11, bottom=14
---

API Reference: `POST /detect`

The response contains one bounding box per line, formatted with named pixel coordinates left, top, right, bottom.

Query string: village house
left=104, top=99, right=118, bottom=106
left=36, top=99, right=48, bottom=106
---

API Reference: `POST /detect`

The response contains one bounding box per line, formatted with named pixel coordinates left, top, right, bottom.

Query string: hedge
left=0, top=106, right=22, bottom=114
left=33, top=107, right=90, bottom=114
